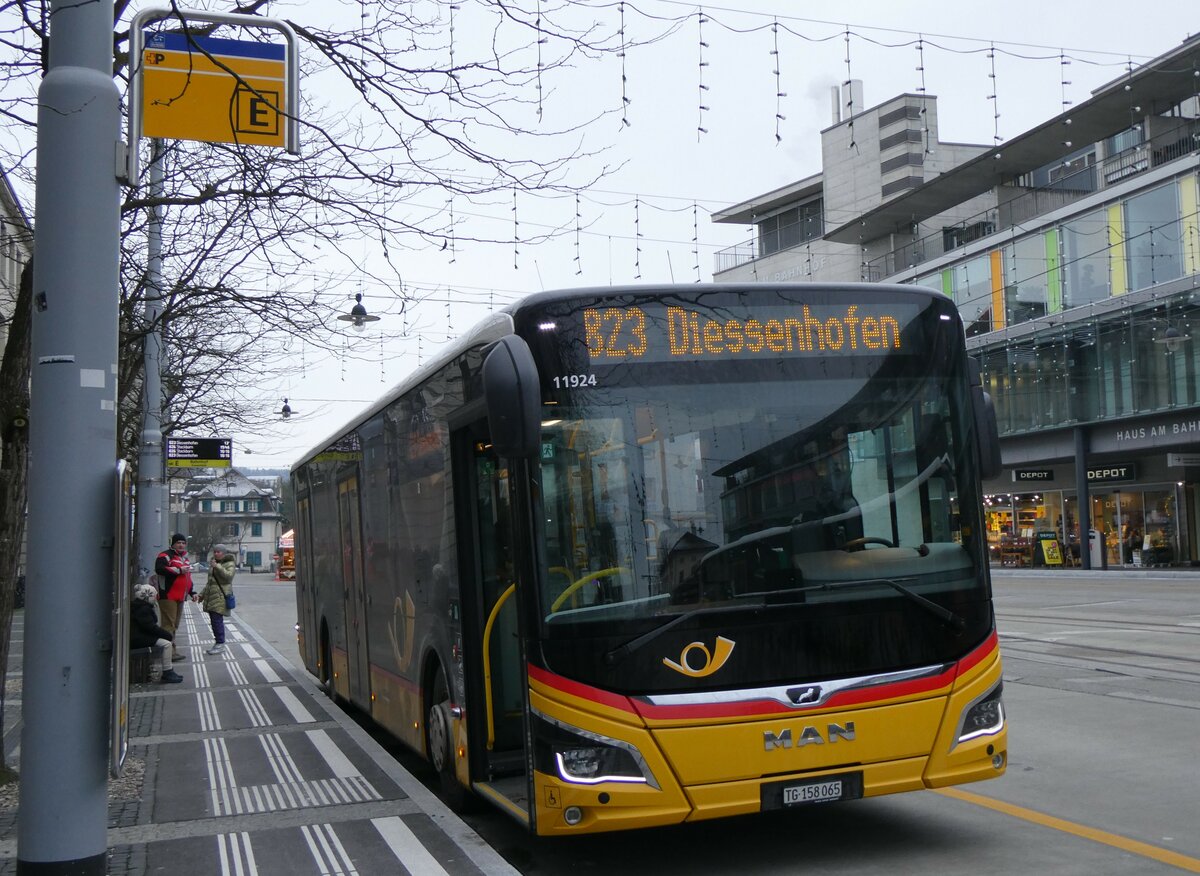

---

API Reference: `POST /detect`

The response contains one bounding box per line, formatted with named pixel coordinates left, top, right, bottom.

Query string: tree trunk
left=0, top=259, right=33, bottom=774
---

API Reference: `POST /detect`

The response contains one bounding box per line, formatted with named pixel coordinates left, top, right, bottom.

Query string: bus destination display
left=582, top=302, right=915, bottom=364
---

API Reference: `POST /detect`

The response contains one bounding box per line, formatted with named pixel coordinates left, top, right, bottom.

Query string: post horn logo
left=663, top=636, right=736, bottom=678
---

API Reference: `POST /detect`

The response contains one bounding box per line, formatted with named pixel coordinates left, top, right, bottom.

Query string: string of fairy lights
left=233, top=2, right=1185, bottom=432
left=307, top=5, right=1166, bottom=292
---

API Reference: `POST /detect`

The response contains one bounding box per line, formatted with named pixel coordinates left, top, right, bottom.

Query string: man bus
left=291, top=283, right=1007, bottom=835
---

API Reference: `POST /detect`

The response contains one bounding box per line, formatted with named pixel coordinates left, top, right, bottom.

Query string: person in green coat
left=199, top=544, right=236, bottom=655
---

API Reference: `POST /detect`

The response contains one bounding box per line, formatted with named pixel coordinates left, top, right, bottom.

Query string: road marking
left=301, top=823, right=358, bottom=875
left=308, top=728, right=358, bottom=777
left=372, top=816, right=450, bottom=876
left=276, top=686, right=316, bottom=723
left=254, top=658, right=281, bottom=683
left=1047, top=600, right=1132, bottom=609
left=217, top=831, right=258, bottom=875
left=936, top=787, right=1200, bottom=872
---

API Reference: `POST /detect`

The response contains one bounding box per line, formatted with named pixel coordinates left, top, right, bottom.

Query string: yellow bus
left=291, top=283, right=1007, bottom=834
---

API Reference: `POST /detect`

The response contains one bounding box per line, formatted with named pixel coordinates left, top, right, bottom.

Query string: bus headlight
left=532, top=711, right=658, bottom=788
left=955, top=681, right=1005, bottom=746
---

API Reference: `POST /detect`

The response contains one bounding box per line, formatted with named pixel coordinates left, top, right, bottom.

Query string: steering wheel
left=550, top=567, right=629, bottom=612
left=842, top=536, right=897, bottom=552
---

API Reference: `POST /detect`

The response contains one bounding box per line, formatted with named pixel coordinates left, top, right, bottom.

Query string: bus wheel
left=427, top=666, right=471, bottom=810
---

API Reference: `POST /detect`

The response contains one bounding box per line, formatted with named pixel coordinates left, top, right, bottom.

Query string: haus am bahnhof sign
left=142, top=33, right=286, bottom=147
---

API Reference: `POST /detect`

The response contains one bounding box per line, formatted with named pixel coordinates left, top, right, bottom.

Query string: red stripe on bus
left=527, top=664, right=639, bottom=716
left=954, top=630, right=999, bottom=678
left=527, top=632, right=997, bottom=723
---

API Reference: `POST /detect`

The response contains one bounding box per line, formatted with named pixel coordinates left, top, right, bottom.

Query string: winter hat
left=171, top=533, right=187, bottom=545
left=133, top=582, right=158, bottom=603
left=213, top=544, right=228, bottom=553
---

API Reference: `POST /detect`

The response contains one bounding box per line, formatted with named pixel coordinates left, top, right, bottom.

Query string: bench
left=129, top=647, right=155, bottom=684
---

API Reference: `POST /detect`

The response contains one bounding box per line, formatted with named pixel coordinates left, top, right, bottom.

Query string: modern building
left=713, top=35, right=1200, bottom=570
left=178, top=468, right=285, bottom=571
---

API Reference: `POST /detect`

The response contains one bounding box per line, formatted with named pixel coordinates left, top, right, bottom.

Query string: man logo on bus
left=663, top=636, right=735, bottom=677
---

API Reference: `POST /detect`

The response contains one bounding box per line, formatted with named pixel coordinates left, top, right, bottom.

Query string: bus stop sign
left=142, top=32, right=287, bottom=147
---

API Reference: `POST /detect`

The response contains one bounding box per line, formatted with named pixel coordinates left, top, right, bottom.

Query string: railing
left=714, top=240, right=758, bottom=273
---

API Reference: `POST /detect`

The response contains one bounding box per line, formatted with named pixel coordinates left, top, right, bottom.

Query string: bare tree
left=2, top=0, right=648, bottom=446
left=0, top=0, right=660, bottom=774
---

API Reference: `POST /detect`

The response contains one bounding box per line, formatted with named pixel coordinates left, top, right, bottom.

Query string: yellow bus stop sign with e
left=142, top=32, right=286, bottom=147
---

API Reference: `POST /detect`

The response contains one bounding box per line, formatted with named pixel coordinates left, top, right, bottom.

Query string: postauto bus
left=291, top=283, right=1007, bottom=835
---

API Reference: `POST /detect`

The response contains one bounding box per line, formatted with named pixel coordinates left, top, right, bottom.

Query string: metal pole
left=137, top=139, right=167, bottom=581
left=18, top=0, right=119, bottom=870
left=1075, top=426, right=1091, bottom=570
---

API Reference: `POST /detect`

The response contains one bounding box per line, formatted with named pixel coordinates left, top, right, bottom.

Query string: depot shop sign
left=1086, top=462, right=1137, bottom=484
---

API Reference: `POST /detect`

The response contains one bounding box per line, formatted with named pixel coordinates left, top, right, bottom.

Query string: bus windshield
left=521, top=288, right=991, bottom=691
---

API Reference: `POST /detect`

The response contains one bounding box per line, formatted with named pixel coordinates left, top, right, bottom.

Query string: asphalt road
left=234, top=571, right=1200, bottom=875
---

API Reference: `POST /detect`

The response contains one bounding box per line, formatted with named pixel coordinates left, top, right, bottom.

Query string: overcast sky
left=229, top=0, right=1198, bottom=469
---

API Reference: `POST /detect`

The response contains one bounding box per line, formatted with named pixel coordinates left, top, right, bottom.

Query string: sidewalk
left=990, top=565, right=1200, bottom=579
left=0, top=601, right=519, bottom=875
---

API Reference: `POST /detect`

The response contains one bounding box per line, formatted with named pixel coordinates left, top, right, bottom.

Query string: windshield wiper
left=603, top=578, right=963, bottom=668
left=602, top=596, right=795, bottom=667
left=819, top=577, right=966, bottom=631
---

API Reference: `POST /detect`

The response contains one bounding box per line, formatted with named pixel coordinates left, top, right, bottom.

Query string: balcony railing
left=714, top=240, right=758, bottom=273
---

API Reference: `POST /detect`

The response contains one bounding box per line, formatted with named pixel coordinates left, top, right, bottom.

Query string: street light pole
left=137, top=139, right=168, bottom=581
left=18, top=0, right=120, bottom=871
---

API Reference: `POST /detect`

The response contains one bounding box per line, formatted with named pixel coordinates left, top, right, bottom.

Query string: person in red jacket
left=155, top=533, right=193, bottom=662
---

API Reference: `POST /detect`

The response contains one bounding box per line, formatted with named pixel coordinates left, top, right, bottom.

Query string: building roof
left=712, top=172, right=823, bottom=225
left=183, top=467, right=277, bottom=500
left=823, top=34, right=1200, bottom=244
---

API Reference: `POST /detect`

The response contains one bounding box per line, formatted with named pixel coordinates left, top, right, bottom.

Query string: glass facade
left=977, top=303, right=1200, bottom=436
left=959, top=173, right=1199, bottom=568
left=972, top=173, right=1200, bottom=436
left=1061, top=208, right=1110, bottom=308
left=1004, top=235, right=1050, bottom=324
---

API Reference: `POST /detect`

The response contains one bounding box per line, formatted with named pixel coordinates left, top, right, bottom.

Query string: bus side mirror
left=968, top=358, right=1002, bottom=480
left=483, top=335, right=541, bottom=459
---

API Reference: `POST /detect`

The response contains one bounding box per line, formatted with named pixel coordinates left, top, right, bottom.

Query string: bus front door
left=337, top=476, right=372, bottom=707
left=458, top=421, right=533, bottom=827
